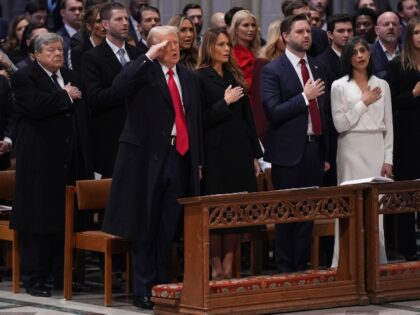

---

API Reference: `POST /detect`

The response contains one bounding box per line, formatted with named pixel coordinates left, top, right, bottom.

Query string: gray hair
left=147, top=25, right=178, bottom=47
left=34, top=33, right=64, bottom=52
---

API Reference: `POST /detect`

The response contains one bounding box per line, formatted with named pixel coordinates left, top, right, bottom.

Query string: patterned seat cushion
left=379, top=261, right=420, bottom=277
left=152, top=269, right=337, bottom=300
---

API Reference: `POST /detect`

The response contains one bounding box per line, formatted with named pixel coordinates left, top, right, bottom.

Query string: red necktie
left=167, top=69, right=189, bottom=155
left=300, top=59, right=322, bottom=135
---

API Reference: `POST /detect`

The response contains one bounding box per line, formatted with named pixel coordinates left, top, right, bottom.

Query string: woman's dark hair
left=341, top=36, right=373, bottom=80
left=197, top=27, right=248, bottom=90
left=400, top=16, right=420, bottom=71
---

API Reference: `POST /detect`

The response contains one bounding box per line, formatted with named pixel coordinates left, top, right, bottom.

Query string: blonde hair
left=228, top=9, right=261, bottom=55
left=167, top=14, right=198, bottom=69
left=259, top=19, right=285, bottom=61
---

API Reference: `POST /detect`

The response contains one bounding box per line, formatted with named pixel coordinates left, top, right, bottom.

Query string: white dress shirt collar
left=106, top=38, right=130, bottom=62
left=285, top=48, right=308, bottom=68
left=64, top=24, right=77, bottom=38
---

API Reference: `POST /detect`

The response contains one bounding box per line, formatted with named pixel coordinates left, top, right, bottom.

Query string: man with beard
left=372, top=11, right=401, bottom=78
left=310, top=0, right=329, bottom=30
left=262, top=14, right=329, bottom=273
left=81, top=2, right=141, bottom=180
left=136, top=6, right=161, bottom=54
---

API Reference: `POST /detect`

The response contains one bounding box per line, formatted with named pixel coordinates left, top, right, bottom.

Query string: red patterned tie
left=167, top=69, right=189, bottom=155
left=299, top=59, right=322, bottom=135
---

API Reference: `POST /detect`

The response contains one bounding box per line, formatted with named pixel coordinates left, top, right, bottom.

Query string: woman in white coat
left=331, top=36, right=393, bottom=267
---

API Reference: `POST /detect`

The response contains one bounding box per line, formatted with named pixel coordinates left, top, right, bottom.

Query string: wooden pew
left=364, top=180, right=420, bottom=303
left=152, top=185, right=368, bottom=315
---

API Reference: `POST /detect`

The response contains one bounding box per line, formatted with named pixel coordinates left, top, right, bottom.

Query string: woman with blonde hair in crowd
left=196, top=27, right=262, bottom=280
left=228, top=9, right=261, bottom=88
left=386, top=16, right=420, bottom=262
left=250, top=19, right=285, bottom=144
left=167, top=14, right=198, bottom=69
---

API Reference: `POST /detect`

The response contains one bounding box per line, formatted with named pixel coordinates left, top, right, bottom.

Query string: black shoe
left=133, top=295, right=154, bottom=310
left=26, top=283, right=51, bottom=297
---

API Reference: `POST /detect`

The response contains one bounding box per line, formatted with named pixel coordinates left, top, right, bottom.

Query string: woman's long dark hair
left=341, top=36, right=373, bottom=81
left=401, top=16, right=420, bottom=71
left=196, top=27, right=248, bottom=90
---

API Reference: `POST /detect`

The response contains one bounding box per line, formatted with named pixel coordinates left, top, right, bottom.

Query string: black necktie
left=51, top=73, right=61, bottom=89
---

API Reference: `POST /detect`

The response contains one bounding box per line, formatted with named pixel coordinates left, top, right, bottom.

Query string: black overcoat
left=10, top=62, right=90, bottom=233
left=102, top=55, right=203, bottom=240
left=196, top=66, right=262, bottom=195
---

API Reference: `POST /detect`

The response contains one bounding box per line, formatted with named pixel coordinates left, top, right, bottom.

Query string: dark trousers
left=20, top=231, right=64, bottom=288
left=271, top=140, right=324, bottom=273
left=132, top=145, right=189, bottom=297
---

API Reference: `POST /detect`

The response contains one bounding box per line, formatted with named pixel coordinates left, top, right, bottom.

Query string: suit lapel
left=282, top=55, right=303, bottom=92
left=152, top=61, right=173, bottom=108
left=100, top=41, right=122, bottom=72
left=33, top=62, right=58, bottom=91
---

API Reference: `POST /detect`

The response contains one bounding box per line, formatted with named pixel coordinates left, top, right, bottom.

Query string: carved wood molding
left=378, top=191, right=420, bottom=214
left=209, top=197, right=352, bottom=228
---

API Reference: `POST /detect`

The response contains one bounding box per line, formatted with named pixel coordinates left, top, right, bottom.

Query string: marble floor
left=0, top=278, right=419, bottom=315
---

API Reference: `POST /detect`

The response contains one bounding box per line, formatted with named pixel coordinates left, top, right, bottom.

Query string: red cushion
left=379, top=261, right=420, bottom=277
left=152, top=269, right=337, bottom=300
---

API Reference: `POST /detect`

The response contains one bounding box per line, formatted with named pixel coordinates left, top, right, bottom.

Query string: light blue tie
left=117, top=48, right=128, bottom=66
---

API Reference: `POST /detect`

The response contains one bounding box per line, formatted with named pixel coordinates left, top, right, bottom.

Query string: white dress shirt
left=106, top=38, right=130, bottom=63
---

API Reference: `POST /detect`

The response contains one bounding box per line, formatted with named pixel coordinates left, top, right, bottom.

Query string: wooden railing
left=153, top=185, right=368, bottom=315
left=364, top=180, right=420, bottom=303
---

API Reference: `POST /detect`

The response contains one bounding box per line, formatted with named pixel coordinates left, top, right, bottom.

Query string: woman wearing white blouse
left=331, top=36, right=393, bottom=267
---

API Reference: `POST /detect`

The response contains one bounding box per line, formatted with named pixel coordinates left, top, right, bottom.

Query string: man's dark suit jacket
left=262, top=54, right=329, bottom=167
left=136, top=39, right=148, bottom=55
left=69, top=30, right=93, bottom=73
left=129, top=17, right=141, bottom=43
left=56, top=26, right=72, bottom=67
left=316, top=46, right=341, bottom=170
left=371, top=40, right=399, bottom=79
left=81, top=40, right=141, bottom=178
left=102, top=55, right=202, bottom=241
left=10, top=62, right=90, bottom=234
left=0, top=76, right=17, bottom=170
left=308, top=28, right=330, bottom=57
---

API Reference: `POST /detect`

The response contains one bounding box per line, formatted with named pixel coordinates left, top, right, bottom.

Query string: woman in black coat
left=196, top=28, right=262, bottom=279
left=386, top=16, right=420, bottom=261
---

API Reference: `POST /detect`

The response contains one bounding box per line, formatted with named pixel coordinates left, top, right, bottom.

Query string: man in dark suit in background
left=282, top=0, right=330, bottom=57
left=128, top=0, right=148, bottom=43
left=0, top=76, right=17, bottom=171
left=56, top=0, right=84, bottom=67
left=262, top=14, right=329, bottom=274
left=82, top=2, right=141, bottom=179
left=317, top=14, right=353, bottom=187
left=102, top=25, right=202, bottom=310
left=136, top=5, right=160, bottom=54
left=371, top=11, right=401, bottom=79
left=10, top=32, right=90, bottom=297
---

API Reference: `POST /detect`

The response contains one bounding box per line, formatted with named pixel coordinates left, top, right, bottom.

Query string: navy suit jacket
left=371, top=40, right=399, bottom=79
left=262, top=54, right=329, bottom=167
left=56, top=26, right=71, bottom=67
